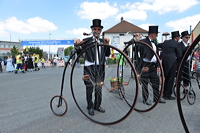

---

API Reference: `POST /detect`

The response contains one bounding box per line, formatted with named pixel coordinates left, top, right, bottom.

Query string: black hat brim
left=90, top=26, right=103, bottom=29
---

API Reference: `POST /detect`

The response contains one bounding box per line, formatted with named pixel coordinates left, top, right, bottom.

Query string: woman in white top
left=6, top=56, right=14, bottom=72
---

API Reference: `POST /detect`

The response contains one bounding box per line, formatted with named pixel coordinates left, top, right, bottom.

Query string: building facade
left=0, top=41, right=23, bottom=59
left=103, top=17, right=148, bottom=57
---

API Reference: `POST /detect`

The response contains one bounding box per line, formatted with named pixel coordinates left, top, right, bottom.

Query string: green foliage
left=79, top=58, right=84, bottom=64
left=25, top=46, right=43, bottom=57
left=64, top=46, right=74, bottom=56
left=154, top=38, right=158, bottom=44
left=10, top=45, right=19, bottom=57
left=109, top=77, right=123, bottom=82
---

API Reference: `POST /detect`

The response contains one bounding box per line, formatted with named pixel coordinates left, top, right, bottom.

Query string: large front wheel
left=123, top=41, right=164, bottom=113
left=70, top=44, right=139, bottom=125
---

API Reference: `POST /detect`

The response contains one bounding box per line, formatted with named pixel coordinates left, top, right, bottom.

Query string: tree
left=64, top=46, right=74, bottom=56
left=24, top=46, right=43, bottom=58
left=10, top=45, right=19, bottom=57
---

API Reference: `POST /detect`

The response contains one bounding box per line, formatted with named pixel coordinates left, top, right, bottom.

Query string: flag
left=191, top=32, right=194, bottom=43
left=111, top=48, right=115, bottom=60
left=26, top=45, right=28, bottom=52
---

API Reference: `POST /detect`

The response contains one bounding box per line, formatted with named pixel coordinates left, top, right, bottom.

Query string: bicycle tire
left=173, top=83, right=187, bottom=100
left=187, top=90, right=196, bottom=105
left=70, top=43, right=139, bottom=125
left=50, top=95, right=68, bottom=116
left=176, top=34, right=200, bottom=133
left=123, top=40, right=164, bottom=113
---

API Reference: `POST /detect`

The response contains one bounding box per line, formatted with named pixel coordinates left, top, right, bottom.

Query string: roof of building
left=104, top=17, right=148, bottom=33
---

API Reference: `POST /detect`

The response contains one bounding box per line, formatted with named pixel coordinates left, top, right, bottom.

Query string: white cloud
left=77, top=2, right=119, bottom=20
left=166, top=14, right=200, bottom=32
left=0, top=22, right=9, bottom=37
left=120, top=0, right=199, bottom=14
left=116, top=10, right=147, bottom=21
left=66, top=28, right=91, bottom=39
left=138, top=23, right=155, bottom=31
left=0, top=16, right=58, bottom=35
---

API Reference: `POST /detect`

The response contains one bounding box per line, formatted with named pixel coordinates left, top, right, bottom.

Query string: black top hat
left=181, top=31, right=190, bottom=38
left=171, top=31, right=180, bottom=38
left=148, top=26, right=159, bottom=33
left=90, top=19, right=103, bottom=29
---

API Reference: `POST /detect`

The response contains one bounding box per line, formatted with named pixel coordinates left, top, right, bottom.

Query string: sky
left=0, top=0, right=199, bottom=53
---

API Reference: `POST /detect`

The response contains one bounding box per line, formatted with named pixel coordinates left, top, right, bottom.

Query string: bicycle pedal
left=123, top=82, right=129, bottom=86
left=82, top=75, right=89, bottom=80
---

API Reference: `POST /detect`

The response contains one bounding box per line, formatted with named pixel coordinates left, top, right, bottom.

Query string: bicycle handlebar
left=83, top=31, right=98, bottom=36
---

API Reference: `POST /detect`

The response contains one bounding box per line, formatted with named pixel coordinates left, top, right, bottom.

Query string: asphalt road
left=0, top=66, right=199, bottom=133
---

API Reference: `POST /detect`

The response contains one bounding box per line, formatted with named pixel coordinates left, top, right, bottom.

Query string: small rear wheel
left=187, top=90, right=196, bottom=105
left=173, top=84, right=187, bottom=100
left=50, top=95, right=68, bottom=116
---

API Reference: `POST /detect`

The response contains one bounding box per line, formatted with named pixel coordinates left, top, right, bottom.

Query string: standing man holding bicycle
left=75, top=19, right=110, bottom=116
left=179, top=31, right=192, bottom=94
left=139, top=26, right=166, bottom=105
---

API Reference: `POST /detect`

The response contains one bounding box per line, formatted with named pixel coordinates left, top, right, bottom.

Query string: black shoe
left=163, top=96, right=176, bottom=100
left=143, top=101, right=152, bottom=106
left=158, top=98, right=166, bottom=103
left=94, top=106, right=105, bottom=113
left=88, top=108, right=94, bottom=116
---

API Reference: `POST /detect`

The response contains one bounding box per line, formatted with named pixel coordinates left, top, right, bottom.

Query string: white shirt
left=84, top=37, right=101, bottom=66
left=182, top=41, right=188, bottom=47
left=182, top=41, right=190, bottom=60
left=143, top=38, right=157, bottom=63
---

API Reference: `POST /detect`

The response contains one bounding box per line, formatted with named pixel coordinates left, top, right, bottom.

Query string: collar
left=182, top=41, right=188, bottom=46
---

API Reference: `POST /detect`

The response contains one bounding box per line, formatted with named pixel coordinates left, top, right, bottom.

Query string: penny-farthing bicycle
left=176, top=34, right=200, bottom=133
left=50, top=31, right=139, bottom=125
left=122, top=32, right=164, bottom=113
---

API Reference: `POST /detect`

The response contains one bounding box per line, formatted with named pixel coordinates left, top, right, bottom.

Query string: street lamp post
left=49, top=33, right=51, bottom=60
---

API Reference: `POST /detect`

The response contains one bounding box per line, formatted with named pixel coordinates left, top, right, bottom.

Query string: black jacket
left=179, top=41, right=189, bottom=56
left=134, top=37, right=159, bottom=73
left=139, top=37, right=159, bottom=61
left=158, top=39, right=182, bottom=75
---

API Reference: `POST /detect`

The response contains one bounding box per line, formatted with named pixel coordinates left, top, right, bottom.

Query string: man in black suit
left=179, top=31, right=192, bottom=94
left=75, top=19, right=110, bottom=116
left=159, top=31, right=182, bottom=100
left=139, top=26, right=166, bottom=105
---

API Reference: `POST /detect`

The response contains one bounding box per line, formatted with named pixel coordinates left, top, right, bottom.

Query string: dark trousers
left=34, top=63, right=38, bottom=70
left=15, top=63, right=24, bottom=73
left=25, top=61, right=28, bottom=71
left=140, top=62, right=159, bottom=102
left=84, top=65, right=105, bottom=109
left=163, top=62, right=177, bottom=97
left=0, top=64, right=2, bottom=72
left=41, top=63, right=45, bottom=68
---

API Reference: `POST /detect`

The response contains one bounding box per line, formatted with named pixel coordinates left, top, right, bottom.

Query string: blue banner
left=20, top=40, right=74, bottom=46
